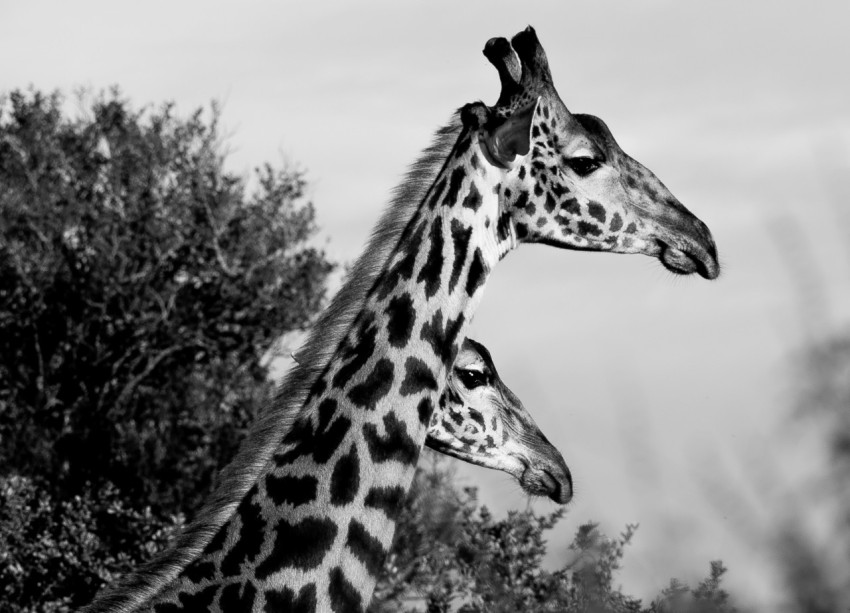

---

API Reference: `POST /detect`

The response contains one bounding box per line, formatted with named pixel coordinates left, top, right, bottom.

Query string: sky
left=3, top=0, right=849, bottom=607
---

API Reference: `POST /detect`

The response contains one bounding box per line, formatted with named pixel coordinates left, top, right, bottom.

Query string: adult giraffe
left=84, top=26, right=718, bottom=613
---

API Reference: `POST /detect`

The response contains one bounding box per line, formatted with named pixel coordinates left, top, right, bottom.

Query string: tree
left=0, top=88, right=333, bottom=611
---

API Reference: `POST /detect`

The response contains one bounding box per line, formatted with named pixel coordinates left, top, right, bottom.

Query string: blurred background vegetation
left=0, top=89, right=845, bottom=612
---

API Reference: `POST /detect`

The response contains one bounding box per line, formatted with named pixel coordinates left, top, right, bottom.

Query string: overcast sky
left=3, top=0, right=849, bottom=607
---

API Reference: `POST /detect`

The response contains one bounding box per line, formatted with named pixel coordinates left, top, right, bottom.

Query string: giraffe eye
left=566, top=157, right=601, bottom=177
left=457, top=369, right=486, bottom=389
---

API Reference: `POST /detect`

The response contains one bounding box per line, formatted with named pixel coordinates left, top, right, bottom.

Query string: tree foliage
left=371, top=454, right=737, bottom=613
left=0, top=88, right=333, bottom=610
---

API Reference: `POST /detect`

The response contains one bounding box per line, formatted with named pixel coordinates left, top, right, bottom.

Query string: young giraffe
left=428, top=338, right=571, bottom=504
left=295, top=336, right=574, bottom=503
left=84, top=26, right=719, bottom=613
left=86, top=335, right=570, bottom=613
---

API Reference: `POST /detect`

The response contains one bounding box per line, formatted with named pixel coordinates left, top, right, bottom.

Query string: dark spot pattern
left=561, top=197, right=580, bottom=216
left=399, top=357, right=437, bottom=396
left=444, top=166, right=465, bottom=206
left=420, top=311, right=465, bottom=367
left=312, top=417, right=352, bottom=464
left=330, top=444, right=360, bottom=506
left=274, top=416, right=352, bottom=465
left=417, top=397, right=434, bottom=426
left=448, top=220, right=472, bottom=294
left=154, top=585, right=218, bottom=613
left=221, top=486, right=265, bottom=577
left=427, top=177, right=446, bottom=209
left=515, top=222, right=528, bottom=239
left=450, top=409, right=465, bottom=427
left=465, top=248, right=486, bottom=298
left=332, top=318, right=378, bottom=389
left=364, top=485, right=407, bottom=521
left=347, top=358, right=394, bottom=411
left=317, top=398, right=338, bottom=432
left=416, top=223, right=445, bottom=299
left=282, top=416, right=312, bottom=446
left=496, top=212, right=512, bottom=243
left=219, top=581, right=256, bottom=613
left=264, top=584, right=317, bottom=613
left=461, top=182, right=481, bottom=211
left=266, top=474, right=318, bottom=508
left=203, top=522, right=229, bottom=555
left=256, top=517, right=338, bottom=579
left=384, top=294, right=415, bottom=348
left=346, top=519, right=386, bottom=578
left=363, top=413, right=420, bottom=465
left=183, top=560, right=215, bottom=584
left=514, top=190, right=529, bottom=212
left=305, top=375, right=327, bottom=405
left=468, top=409, right=486, bottom=429
left=329, top=567, right=363, bottom=613
left=588, top=202, right=606, bottom=223
left=374, top=223, right=425, bottom=301
left=625, top=222, right=638, bottom=234
left=577, top=220, right=603, bottom=237
left=609, top=212, right=623, bottom=232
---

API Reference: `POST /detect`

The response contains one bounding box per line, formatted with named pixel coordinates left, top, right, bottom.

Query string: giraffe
left=83, top=26, right=719, bottom=613
left=283, top=335, right=571, bottom=503
left=428, top=338, right=571, bottom=503
left=85, top=334, right=570, bottom=613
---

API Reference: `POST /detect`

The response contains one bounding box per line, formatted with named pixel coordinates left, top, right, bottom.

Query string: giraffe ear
left=483, top=98, right=538, bottom=168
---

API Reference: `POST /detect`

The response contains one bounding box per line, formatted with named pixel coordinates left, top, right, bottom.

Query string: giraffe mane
left=83, top=113, right=465, bottom=613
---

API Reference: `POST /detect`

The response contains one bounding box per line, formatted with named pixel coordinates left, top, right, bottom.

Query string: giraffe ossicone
left=472, top=26, right=719, bottom=279
left=84, top=25, right=717, bottom=613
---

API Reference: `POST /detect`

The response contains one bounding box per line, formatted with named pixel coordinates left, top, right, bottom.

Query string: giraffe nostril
left=539, top=468, right=573, bottom=504
left=539, top=469, right=558, bottom=495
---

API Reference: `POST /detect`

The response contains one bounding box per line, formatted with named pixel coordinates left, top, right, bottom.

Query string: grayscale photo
left=1, top=2, right=848, bottom=612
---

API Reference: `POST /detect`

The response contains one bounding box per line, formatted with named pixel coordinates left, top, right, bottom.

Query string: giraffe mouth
left=519, top=463, right=573, bottom=504
left=657, top=238, right=720, bottom=280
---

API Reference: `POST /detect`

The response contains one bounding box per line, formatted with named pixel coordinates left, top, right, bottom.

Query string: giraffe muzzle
left=520, top=461, right=573, bottom=504
left=656, top=220, right=720, bottom=280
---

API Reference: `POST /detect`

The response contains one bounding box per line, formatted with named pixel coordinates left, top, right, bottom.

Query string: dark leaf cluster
left=0, top=88, right=333, bottom=610
left=371, top=454, right=737, bottom=613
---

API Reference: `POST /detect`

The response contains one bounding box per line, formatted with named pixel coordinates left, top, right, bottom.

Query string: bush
left=371, top=453, right=737, bottom=613
left=0, top=475, right=183, bottom=612
left=0, top=88, right=333, bottom=611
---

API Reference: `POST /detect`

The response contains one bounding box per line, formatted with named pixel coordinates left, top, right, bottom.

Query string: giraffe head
left=427, top=338, right=572, bottom=504
left=460, top=26, right=719, bottom=279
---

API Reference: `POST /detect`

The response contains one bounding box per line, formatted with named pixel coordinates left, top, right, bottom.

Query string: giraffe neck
left=249, top=188, right=502, bottom=610
left=118, top=118, right=508, bottom=613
